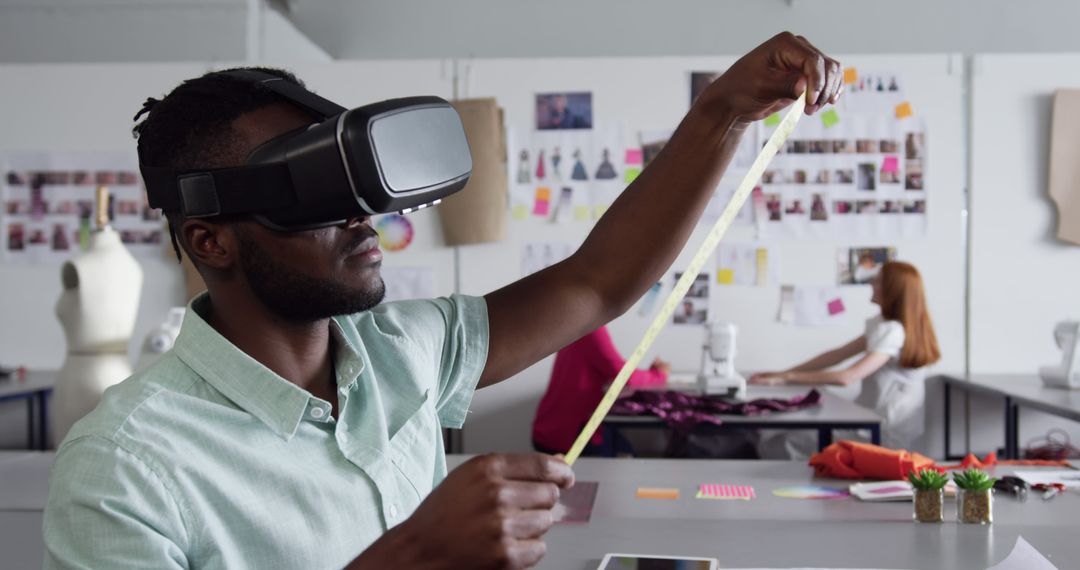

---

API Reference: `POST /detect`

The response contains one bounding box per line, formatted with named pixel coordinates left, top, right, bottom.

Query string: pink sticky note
left=624, top=149, right=643, bottom=165
left=882, top=156, right=899, bottom=173
left=827, top=298, right=845, bottom=316
left=532, top=199, right=550, bottom=216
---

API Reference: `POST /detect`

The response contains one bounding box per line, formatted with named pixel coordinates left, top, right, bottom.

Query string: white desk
left=942, top=374, right=1080, bottom=459
left=448, top=456, right=1080, bottom=570
left=7, top=453, right=1078, bottom=570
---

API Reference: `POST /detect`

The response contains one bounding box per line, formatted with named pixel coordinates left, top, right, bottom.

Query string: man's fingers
left=509, top=539, right=548, bottom=568
left=504, top=508, right=557, bottom=539
left=497, top=453, right=576, bottom=488
left=497, top=480, right=561, bottom=510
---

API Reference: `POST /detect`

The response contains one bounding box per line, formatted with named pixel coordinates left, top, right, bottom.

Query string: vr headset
left=141, top=70, right=473, bottom=231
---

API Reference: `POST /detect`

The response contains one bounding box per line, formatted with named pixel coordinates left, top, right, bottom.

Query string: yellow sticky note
left=755, top=248, right=769, bottom=286
left=535, top=187, right=551, bottom=201
left=717, top=268, right=735, bottom=285
left=624, top=167, right=641, bottom=183
left=511, top=205, right=528, bottom=220
left=843, top=67, right=858, bottom=85
left=593, top=205, right=609, bottom=220
left=764, top=113, right=781, bottom=127
left=895, top=102, right=914, bottom=119
left=573, top=205, right=590, bottom=221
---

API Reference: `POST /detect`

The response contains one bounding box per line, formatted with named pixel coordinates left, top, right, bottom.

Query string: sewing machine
left=696, top=321, right=747, bottom=399
left=1039, top=320, right=1080, bottom=389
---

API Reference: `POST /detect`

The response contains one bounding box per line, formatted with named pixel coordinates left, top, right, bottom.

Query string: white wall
left=286, top=0, right=1080, bottom=59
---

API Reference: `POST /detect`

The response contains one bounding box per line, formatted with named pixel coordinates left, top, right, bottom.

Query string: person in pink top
left=532, top=326, right=669, bottom=457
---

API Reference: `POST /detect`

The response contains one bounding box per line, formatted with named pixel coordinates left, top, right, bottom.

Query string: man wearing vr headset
left=44, top=33, right=841, bottom=570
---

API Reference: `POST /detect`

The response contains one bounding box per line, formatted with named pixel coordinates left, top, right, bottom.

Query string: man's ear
left=181, top=219, right=238, bottom=271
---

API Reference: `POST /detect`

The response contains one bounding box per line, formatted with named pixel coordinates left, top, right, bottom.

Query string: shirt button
left=388, top=504, right=399, bottom=518
left=310, top=406, right=326, bottom=419
left=338, top=432, right=349, bottom=443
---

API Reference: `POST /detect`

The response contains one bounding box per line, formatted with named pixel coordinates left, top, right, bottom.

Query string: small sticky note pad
left=592, top=205, right=608, bottom=220
left=764, top=113, right=781, bottom=127
left=573, top=205, right=590, bottom=221
left=881, top=156, right=899, bottom=173
left=895, top=102, right=914, bottom=119
left=511, top=205, right=528, bottom=220
left=532, top=187, right=551, bottom=216
left=827, top=298, right=845, bottom=316
left=624, top=167, right=642, bottom=183
left=636, top=487, right=679, bottom=500
left=535, top=187, right=551, bottom=201
left=696, top=484, right=755, bottom=500
left=821, top=108, right=840, bottom=128
left=624, top=149, right=643, bottom=165
left=717, top=268, right=735, bottom=285
left=843, top=67, right=858, bottom=85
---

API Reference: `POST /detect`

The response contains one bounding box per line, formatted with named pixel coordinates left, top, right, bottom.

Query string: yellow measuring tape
left=564, top=94, right=807, bottom=465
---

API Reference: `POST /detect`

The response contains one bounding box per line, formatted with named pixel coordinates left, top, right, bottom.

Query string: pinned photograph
left=832, top=140, right=854, bottom=154
left=535, top=92, right=592, bottom=130
left=905, top=132, right=925, bottom=159
left=838, top=247, right=897, bottom=284
left=674, top=271, right=709, bottom=325
left=902, top=200, right=926, bottom=214
left=761, top=170, right=785, bottom=184
left=856, top=139, right=879, bottom=154
left=833, top=200, right=854, bottom=215
left=857, top=163, right=877, bottom=191
left=640, top=131, right=671, bottom=167
left=765, top=194, right=783, bottom=221
left=834, top=168, right=855, bottom=184
left=880, top=139, right=900, bottom=153
left=856, top=200, right=878, bottom=214
left=810, top=194, right=829, bottom=221
left=690, top=71, right=720, bottom=106
left=905, top=160, right=924, bottom=190
left=879, top=200, right=901, bottom=214
left=785, top=199, right=807, bottom=215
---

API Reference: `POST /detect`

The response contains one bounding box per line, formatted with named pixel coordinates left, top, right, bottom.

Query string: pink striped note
left=696, top=484, right=756, bottom=500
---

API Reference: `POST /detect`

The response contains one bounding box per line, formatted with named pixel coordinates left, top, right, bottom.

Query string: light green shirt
left=44, top=293, right=489, bottom=570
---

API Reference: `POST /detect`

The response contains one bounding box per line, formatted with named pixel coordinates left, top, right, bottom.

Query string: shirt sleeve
left=44, top=436, right=190, bottom=570
left=866, top=319, right=905, bottom=358
left=381, top=294, right=490, bottom=428
left=586, top=328, right=667, bottom=388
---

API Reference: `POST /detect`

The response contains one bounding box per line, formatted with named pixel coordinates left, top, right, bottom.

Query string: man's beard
left=236, top=231, right=385, bottom=323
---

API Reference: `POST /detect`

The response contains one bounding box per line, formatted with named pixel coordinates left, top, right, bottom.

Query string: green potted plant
left=907, top=468, right=948, bottom=523
left=953, top=468, right=997, bottom=524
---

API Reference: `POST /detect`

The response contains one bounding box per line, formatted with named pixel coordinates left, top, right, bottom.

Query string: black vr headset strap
left=218, top=70, right=347, bottom=120
left=143, top=163, right=297, bottom=219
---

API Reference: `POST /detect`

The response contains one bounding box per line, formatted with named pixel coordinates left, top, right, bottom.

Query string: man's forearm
left=568, top=106, right=744, bottom=320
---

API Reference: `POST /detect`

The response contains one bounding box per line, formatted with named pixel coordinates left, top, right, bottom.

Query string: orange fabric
left=810, top=442, right=1073, bottom=480
left=809, top=440, right=935, bottom=480
left=939, top=452, right=1071, bottom=470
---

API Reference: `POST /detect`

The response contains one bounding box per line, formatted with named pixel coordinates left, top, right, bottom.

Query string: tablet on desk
left=598, top=553, right=718, bottom=570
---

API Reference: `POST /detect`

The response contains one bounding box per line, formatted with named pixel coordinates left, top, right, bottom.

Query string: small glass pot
left=913, top=488, right=944, bottom=523
left=957, top=489, right=993, bottom=524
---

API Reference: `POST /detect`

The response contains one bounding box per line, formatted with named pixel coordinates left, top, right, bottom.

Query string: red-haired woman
left=751, top=261, right=941, bottom=451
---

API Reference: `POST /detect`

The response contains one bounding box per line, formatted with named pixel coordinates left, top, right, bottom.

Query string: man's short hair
left=132, top=67, right=304, bottom=261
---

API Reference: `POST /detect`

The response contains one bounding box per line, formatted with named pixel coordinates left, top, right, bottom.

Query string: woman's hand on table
left=749, top=371, right=788, bottom=386
left=650, top=358, right=672, bottom=377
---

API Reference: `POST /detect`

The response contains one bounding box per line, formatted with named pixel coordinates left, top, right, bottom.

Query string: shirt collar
left=172, top=293, right=366, bottom=441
